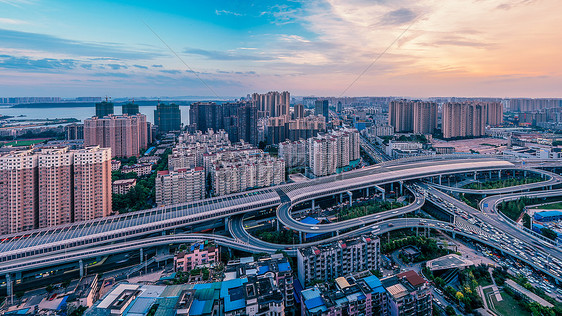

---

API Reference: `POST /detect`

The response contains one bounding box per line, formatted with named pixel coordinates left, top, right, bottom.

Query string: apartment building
left=210, top=151, right=285, bottom=197
left=279, top=139, right=307, bottom=168
left=297, top=234, right=380, bottom=286
left=308, top=128, right=360, bottom=177
left=381, top=270, right=432, bottom=316
left=442, top=102, right=486, bottom=139
left=0, top=146, right=112, bottom=233
left=389, top=100, right=437, bottom=134
left=120, top=163, right=152, bottom=176
left=155, top=167, right=205, bottom=206
left=112, top=178, right=137, bottom=195
left=84, top=114, right=148, bottom=158
left=174, top=241, right=219, bottom=272
left=73, top=146, right=112, bottom=222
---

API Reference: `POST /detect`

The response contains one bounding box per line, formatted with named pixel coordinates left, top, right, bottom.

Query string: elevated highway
left=3, top=155, right=562, bottom=283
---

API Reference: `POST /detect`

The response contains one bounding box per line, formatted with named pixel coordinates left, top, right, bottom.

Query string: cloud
left=0, top=18, right=28, bottom=25
left=92, top=72, right=131, bottom=78
left=184, top=48, right=274, bottom=61
left=215, top=9, right=243, bottom=16
left=133, top=64, right=148, bottom=69
left=0, top=28, right=161, bottom=59
left=160, top=69, right=181, bottom=74
left=380, top=8, right=417, bottom=25
left=0, top=0, right=34, bottom=7
left=107, top=63, right=127, bottom=70
left=151, top=64, right=163, bottom=68
left=0, top=54, right=76, bottom=71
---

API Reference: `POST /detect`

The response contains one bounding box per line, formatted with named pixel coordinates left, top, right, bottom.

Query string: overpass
left=2, top=155, right=562, bottom=285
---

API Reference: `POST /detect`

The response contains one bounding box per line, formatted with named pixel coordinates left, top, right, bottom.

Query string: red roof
left=397, top=270, right=426, bottom=287
left=157, top=170, right=169, bottom=175
left=194, top=166, right=204, bottom=171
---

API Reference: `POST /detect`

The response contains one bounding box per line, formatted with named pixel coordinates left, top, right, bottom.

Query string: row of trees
left=383, top=236, right=452, bottom=262
left=464, top=177, right=541, bottom=190
left=337, top=200, right=402, bottom=222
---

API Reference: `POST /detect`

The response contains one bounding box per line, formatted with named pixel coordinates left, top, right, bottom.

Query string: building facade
left=297, top=234, right=380, bottom=286
left=174, top=241, right=219, bottom=272
left=154, top=103, right=181, bottom=133
left=84, top=114, right=148, bottom=158
left=155, top=167, right=205, bottom=206
left=442, top=102, right=486, bottom=139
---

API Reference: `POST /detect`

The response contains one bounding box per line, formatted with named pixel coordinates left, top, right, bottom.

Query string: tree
left=541, top=227, right=558, bottom=241
left=455, top=291, right=464, bottom=302
left=62, top=279, right=71, bottom=292
left=445, top=306, right=456, bottom=316
left=46, top=284, right=54, bottom=294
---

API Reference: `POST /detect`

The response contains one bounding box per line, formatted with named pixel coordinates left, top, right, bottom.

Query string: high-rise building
left=155, top=167, right=205, bottom=206
left=307, top=128, right=360, bottom=177
left=95, top=101, right=114, bottom=117
left=266, top=115, right=326, bottom=145
left=442, top=102, right=486, bottom=139
left=279, top=139, right=307, bottom=168
left=336, top=101, right=343, bottom=113
left=0, top=146, right=112, bottom=234
left=484, top=102, right=504, bottom=126
left=297, top=234, right=380, bottom=286
left=189, top=102, right=258, bottom=145
left=210, top=151, right=285, bottom=196
left=73, top=146, right=112, bottom=222
left=65, top=123, right=84, bottom=140
left=84, top=114, right=148, bottom=157
left=315, top=100, right=329, bottom=122
left=293, top=104, right=305, bottom=119
left=389, top=100, right=437, bottom=134
left=252, top=91, right=290, bottom=117
left=0, top=150, right=38, bottom=234
left=37, top=148, right=73, bottom=228
left=154, top=103, right=181, bottom=133
left=413, top=102, right=438, bottom=134
left=122, top=102, right=139, bottom=116
left=509, top=98, right=561, bottom=112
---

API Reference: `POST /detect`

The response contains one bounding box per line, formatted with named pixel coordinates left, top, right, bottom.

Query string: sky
left=0, top=0, right=561, bottom=98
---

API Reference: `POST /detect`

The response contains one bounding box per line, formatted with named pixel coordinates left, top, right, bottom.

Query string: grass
left=487, top=289, right=530, bottom=316
left=2, top=139, right=46, bottom=147
left=532, top=201, right=562, bottom=210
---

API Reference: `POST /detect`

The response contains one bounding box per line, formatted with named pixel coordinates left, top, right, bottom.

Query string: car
left=311, top=226, right=319, bottom=230
left=388, top=223, right=394, bottom=227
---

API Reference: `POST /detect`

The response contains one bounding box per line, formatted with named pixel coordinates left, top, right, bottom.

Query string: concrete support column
left=276, top=219, right=280, bottom=231
left=224, top=217, right=229, bottom=231
left=399, top=182, right=403, bottom=195
left=474, top=172, right=477, bottom=181
left=311, top=199, right=315, bottom=211
left=340, top=193, right=343, bottom=203
left=347, top=191, right=353, bottom=206
left=79, top=259, right=84, bottom=278
left=489, top=171, right=492, bottom=179
left=439, top=175, right=442, bottom=185
left=6, top=273, right=13, bottom=305
left=140, top=248, right=144, bottom=264
left=299, top=232, right=303, bottom=243
left=498, top=170, right=501, bottom=179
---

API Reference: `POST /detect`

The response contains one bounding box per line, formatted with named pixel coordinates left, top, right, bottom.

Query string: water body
left=0, top=105, right=191, bottom=125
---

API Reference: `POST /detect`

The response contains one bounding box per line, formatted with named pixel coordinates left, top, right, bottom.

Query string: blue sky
left=1, top=0, right=561, bottom=98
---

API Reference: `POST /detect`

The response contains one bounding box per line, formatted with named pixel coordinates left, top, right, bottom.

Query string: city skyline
left=1, top=0, right=561, bottom=98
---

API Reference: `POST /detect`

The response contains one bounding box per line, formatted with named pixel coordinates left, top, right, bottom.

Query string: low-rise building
left=120, top=163, right=153, bottom=176
left=300, top=272, right=387, bottom=316
left=225, top=254, right=294, bottom=310
left=111, top=160, right=121, bottom=171
left=175, top=241, right=219, bottom=272
left=138, top=155, right=160, bottom=164
left=112, top=178, right=137, bottom=195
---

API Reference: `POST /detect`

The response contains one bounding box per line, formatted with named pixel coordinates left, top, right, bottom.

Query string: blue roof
left=362, top=275, right=386, bottom=294
left=534, top=210, right=562, bottom=220
left=293, top=279, right=304, bottom=304
left=278, top=262, right=291, bottom=272
left=358, top=294, right=366, bottom=301
left=189, top=299, right=206, bottom=316
left=305, top=296, right=325, bottom=309
left=300, top=217, right=320, bottom=225
left=221, top=278, right=248, bottom=312
left=127, top=297, right=154, bottom=315
left=258, top=265, right=269, bottom=275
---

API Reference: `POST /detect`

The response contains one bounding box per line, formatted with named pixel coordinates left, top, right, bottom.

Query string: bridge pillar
left=474, top=172, right=477, bottom=181
left=366, top=187, right=369, bottom=197
left=347, top=191, right=353, bottom=206
left=498, top=170, right=501, bottom=179
left=299, top=232, right=303, bottom=243
left=399, top=182, right=403, bottom=195
left=452, top=232, right=456, bottom=239
left=489, top=171, right=492, bottom=179
left=140, top=248, right=144, bottom=264
left=79, top=259, right=84, bottom=278
left=6, top=273, right=13, bottom=305
left=340, top=193, right=343, bottom=203
left=438, top=175, right=442, bottom=185
left=311, top=199, right=315, bottom=211
left=224, top=217, right=229, bottom=231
